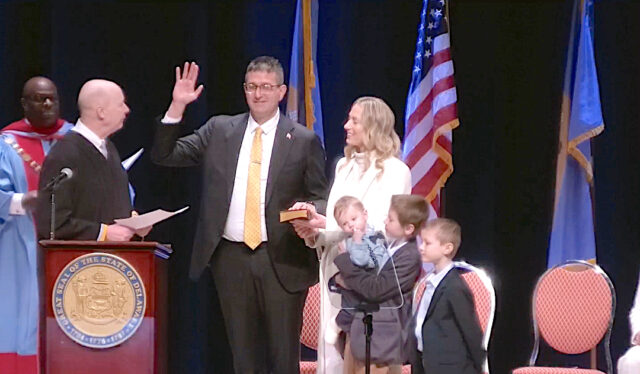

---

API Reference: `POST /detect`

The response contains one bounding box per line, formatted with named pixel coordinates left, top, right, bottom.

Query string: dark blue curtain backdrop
left=0, top=1, right=638, bottom=373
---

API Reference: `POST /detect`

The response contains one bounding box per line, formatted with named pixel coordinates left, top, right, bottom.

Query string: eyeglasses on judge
left=243, top=82, right=283, bottom=93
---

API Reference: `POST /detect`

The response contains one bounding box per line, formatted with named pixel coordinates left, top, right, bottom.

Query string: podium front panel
left=39, top=243, right=167, bottom=374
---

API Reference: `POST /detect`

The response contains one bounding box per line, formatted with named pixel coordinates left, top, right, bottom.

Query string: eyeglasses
left=25, top=94, right=59, bottom=104
left=243, top=83, right=282, bottom=93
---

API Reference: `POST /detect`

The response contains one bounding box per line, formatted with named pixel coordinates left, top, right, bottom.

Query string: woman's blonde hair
left=344, top=96, right=401, bottom=173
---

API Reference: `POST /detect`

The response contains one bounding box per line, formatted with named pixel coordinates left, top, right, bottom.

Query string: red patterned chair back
left=455, top=261, right=496, bottom=374
left=521, top=260, right=616, bottom=373
left=300, top=283, right=321, bottom=350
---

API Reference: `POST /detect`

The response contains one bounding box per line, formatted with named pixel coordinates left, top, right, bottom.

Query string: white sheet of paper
left=114, top=206, right=189, bottom=230
left=121, top=148, right=144, bottom=171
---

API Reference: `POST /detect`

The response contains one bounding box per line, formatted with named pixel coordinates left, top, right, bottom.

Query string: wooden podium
left=38, top=241, right=171, bottom=374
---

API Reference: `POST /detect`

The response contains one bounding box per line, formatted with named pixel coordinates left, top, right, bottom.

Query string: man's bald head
left=77, top=79, right=122, bottom=114
left=77, top=79, right=130, bottom=138
left=21, top=76, right=60, bottom=129
left=22, top=76, right=56, bottom=98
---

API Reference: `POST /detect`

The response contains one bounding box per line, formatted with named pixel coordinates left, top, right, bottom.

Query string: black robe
left=36, top=132, right=132, bottom=240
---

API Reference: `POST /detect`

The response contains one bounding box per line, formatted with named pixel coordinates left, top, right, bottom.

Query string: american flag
left=402, top=0, right=459, bottom=218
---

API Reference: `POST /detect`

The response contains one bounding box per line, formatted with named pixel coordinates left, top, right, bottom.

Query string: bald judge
left=36, top=79, right=135, bottom=241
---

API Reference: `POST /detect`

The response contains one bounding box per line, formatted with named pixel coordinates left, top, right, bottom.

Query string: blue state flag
left=548, top=0, right=604, bottom=267
left=286, top=0, right=324, bottom=147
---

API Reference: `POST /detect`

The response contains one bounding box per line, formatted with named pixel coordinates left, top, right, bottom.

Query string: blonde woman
left=292, top=96, right=411, bottom=373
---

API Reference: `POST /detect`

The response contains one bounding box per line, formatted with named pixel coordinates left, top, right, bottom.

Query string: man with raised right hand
left=151, top=57, right=328, bottom=373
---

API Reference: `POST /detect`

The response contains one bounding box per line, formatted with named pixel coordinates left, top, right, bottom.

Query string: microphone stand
left=48, top=182, right=63, bottom=240
left=49, top=190, right=55, bottom=240
left=356, top=302, right=380, bottom=374
left=44, top=168, right=73, bottom=240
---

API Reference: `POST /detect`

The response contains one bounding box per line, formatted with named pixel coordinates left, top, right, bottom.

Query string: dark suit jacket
left=36, top=132, right=132, bottom=240
left=334, top=239, right=421, bottom=365
left=411, top=268, right=485, bottom=374
left=151, top=113, right=328, bottom=292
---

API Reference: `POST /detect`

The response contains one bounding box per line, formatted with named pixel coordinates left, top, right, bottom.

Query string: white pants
left=618, top=346, right=640, bottom=374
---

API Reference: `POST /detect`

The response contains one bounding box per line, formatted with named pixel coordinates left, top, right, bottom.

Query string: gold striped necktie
left=244, top=127, right=263, bottom=249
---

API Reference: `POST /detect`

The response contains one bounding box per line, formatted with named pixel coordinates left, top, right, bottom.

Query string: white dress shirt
left=377, top=239, right=407, bottom=270
left=161, top=110, right=279, bottom=242
left=223, top=111, right=279, bottom=242
left=386, top=239, right=407, bottom=258
left=72, top=120, right=108, bottom=158
left=414, top=262, right=454, bottom=352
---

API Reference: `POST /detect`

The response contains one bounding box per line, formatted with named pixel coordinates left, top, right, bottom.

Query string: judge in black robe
left=35, top=79, right=135, bottom=241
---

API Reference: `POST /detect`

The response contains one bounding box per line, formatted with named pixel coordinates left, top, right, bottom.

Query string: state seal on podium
left=51, top=252, right=147, bottom=348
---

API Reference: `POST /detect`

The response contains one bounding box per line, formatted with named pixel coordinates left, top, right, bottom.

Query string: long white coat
left=315, top=154, right=411, bottom=373
left=618, top=273, right=640, bottom=374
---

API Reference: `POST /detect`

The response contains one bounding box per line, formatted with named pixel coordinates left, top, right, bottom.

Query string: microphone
left=44, top=168, right=73, bottom=190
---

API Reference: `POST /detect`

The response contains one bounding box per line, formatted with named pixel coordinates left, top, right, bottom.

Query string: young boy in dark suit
left=333, top=194, right=428, bottom=374
left=412, top=218, right=485, bottom=374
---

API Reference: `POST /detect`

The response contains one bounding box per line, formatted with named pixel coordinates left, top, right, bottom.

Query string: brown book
left=279, top=209, right=310, bottom=222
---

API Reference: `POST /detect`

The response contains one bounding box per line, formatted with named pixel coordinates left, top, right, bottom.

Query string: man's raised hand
left=167, top=61, right=204, bottom=119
